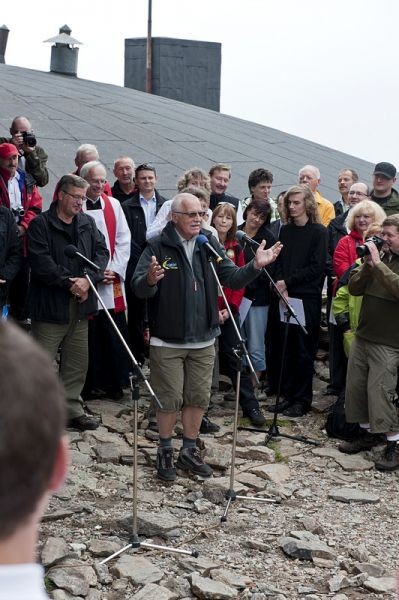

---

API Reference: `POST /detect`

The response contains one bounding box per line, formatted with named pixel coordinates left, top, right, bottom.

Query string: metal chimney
left=0, top=25, right=9, bottom=64
left=44, top=25, right=82, bottom=76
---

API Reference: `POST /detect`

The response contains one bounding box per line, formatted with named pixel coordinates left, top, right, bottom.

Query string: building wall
left=124, top=37, right=221, bottom=111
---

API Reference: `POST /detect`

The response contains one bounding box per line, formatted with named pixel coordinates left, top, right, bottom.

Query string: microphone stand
left=236, top=241, right=320, bottom=447
left=204, top=257, right=279, bottom=523
left=73, top=255, right=198, bottom=562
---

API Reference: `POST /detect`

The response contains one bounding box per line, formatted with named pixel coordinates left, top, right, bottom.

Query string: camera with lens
left=356, top=235, right=384, bottom=258
left=21, top=131, right=37, bottom=148
left=11, top=206, right=25, bottom=219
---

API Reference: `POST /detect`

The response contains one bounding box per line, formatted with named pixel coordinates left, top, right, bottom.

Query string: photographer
left=0, top=116, right=49, bottom=188
left=340, top=215, right=399, bottom=471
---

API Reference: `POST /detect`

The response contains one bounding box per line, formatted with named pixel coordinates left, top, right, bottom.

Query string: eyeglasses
left=173, top=210, right=206, bottom=218
left=62, top=191, right=85, bottom=202
left=348, top=191, right=368, bottom=197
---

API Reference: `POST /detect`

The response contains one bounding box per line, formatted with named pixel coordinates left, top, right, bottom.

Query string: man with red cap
left=0, top=142, right=42, bottom=321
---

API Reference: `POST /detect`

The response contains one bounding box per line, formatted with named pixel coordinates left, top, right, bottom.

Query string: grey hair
left=75, top=143, right=99, bottom=161
left=80, top=161, right=106, bottom=181
left=113, top=156, right=136, bottom=170
left=298, top=165, right=320, bottom=179
left=171, top=192, right=200, bottom=212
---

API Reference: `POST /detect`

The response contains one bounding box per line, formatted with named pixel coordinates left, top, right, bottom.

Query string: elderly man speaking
left=133, top=192, right=282, bottom=481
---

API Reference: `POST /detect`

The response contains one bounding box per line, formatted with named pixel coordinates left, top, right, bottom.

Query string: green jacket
left=332, top=259, right=363, bottom=357
left=370, top=187, right=399, bottom=216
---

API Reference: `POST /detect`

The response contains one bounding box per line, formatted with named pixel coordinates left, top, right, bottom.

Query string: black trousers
left=218, top=313, right=259, bottom=413
left=280, top=296, right=321, bottom=408
left=83, top=309, right=131, bottom=394
left=126, top=287, right=146, bottom=365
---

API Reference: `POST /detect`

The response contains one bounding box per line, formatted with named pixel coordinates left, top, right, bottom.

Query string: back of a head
left=0, top=322, right=66, bottom=540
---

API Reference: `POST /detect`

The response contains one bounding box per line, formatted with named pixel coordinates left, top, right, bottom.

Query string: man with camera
left=0, top=116, right=49, bottom=188
left=340, top=215, right=399, bottom=471
left=0, top=142, right=42, bottom=320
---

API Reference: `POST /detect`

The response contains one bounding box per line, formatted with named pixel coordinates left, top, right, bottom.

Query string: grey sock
left=182, top=436, right=196, bottom=449
left=159, top=437, right=172, bottom=448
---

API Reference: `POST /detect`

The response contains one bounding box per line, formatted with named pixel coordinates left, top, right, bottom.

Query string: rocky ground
left=39, top=359, right=399, bottom=600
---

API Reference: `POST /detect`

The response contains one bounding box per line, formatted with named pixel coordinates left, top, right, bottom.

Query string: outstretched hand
left=254, top=240, right=283, bottom=270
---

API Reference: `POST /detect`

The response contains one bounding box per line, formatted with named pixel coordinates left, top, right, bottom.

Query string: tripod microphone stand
left=204, top=258, right=279, bottom=523
left=234, top=235, right=319, bottom=447
left=68, top=248, right=199, bottom=562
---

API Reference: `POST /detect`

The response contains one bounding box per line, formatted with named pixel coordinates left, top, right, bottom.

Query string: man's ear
left=47, top=436, right=69, bottom=493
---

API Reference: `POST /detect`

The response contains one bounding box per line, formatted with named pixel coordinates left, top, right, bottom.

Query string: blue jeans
left=243, top=305, right=269, bottom=372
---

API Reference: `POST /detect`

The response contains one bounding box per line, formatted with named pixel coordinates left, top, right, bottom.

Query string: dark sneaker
left=267, top=399, right=292, bottom=413
left=338, top=431, right=385, bottom=454
left=156, top=447, right=176, bottom=481
left=375, top=442, right=399, bottom=472
left=176, top=447, right=213, bottom=477
left=283, top=402, right=310, bottom=417
left=200, top=415, right=220, bottom=434
left=68, top=414, right=99, bottom=431
left=245, top=407, right=266, bottom=426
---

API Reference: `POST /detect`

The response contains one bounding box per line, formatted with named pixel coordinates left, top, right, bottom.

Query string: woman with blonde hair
left=333, top=200, right=386, bottom=281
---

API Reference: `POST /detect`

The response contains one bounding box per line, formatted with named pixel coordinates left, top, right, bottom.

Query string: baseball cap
left=0, top=143, right=18, bottom=159
left=373, top=162, right=397, bottom=179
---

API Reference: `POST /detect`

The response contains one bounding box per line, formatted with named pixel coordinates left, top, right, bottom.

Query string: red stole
left=101, top=194, right=126, bottom=313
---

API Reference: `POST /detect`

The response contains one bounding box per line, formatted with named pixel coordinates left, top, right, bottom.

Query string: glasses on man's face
left=173, top=210, right=206, bottom=218
left=63, top=191, right=85, bottom=202
left=348, top=191, right=368, bottom=197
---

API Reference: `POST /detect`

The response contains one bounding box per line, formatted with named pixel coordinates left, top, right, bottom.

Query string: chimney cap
left=44, top=32, right=82, bottom=46
left=44, top=25, right=82, bottom=46
left=59, top=24, right=72, bottom=35
left=0, top=25, right=9, bottom=32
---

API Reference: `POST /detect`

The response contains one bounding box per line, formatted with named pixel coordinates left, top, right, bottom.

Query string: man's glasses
left=62, top=191, right=85, bottom=202
left=348, top=191, right=368, bottom=197
left=173, top=210, right=206, bottom=218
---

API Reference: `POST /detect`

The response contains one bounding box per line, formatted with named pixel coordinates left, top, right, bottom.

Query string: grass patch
left=267, top=440, right=288, bottom=463
left=44, top=575, right=56, bottom=592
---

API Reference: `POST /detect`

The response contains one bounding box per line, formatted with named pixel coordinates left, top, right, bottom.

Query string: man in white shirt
left=80, top=161, right=131, bottom=399
left=0, top=321, right=68, bottom=599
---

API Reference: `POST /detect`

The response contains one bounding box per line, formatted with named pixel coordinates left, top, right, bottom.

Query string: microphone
left=64, top=244, right=101, bottom=272
left=235, top=230, right=260, bottom=247
left=196, top=234, right=223, bottom=263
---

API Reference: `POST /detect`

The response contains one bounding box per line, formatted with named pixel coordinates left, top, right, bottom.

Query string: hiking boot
left=283, top=402, right=310, bottom=417
left=267, top=399, right=292, bottom=413
left=176, top=447, right=213, bottom=477
left=156, top=447, right=176, bottom=481
left=200, top=415, right=220, bottom=434
left=375, top=442, right=399, bottom=472
left=68, top=414, right=99, bottom=431
left=338, top=431, right=385, bottom=454
left=245, top=407, right=266, bottom=426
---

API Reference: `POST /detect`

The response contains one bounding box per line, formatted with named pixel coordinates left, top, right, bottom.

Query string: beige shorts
left=149, top=344, right=215, bottom=413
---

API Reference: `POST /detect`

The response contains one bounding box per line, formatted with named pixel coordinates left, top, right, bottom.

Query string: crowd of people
left=2, top=114, right=399, bottom=481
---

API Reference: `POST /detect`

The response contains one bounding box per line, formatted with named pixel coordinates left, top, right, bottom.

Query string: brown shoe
left=338, top=431, right=385, bottom=454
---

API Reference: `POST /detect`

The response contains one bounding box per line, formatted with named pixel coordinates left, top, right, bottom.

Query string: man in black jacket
left=27, top=174, right=109, bottom=431
left=0, top=206, right=22, bottom=314
left=133, top=192, right=282, bottom=481
left=122, top=163, right=167, bottom=364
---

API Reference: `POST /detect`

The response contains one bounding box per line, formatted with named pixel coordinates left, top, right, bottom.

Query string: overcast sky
left=2, top=1, right=397, bottom=168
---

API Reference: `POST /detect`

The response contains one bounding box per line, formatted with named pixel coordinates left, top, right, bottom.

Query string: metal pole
left=146, top=0, right=152, bottom=93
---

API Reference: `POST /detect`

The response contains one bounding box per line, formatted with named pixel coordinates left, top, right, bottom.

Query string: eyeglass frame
left=172, top=210, right=206, bottom=218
